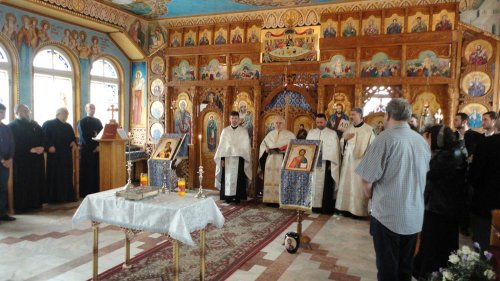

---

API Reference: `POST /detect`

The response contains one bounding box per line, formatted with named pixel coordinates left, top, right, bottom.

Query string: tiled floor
left=0, top=194, right=469, bottom=281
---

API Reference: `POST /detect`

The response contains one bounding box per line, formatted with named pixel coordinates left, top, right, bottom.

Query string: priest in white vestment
left=214, top=111, right=252, bottom=203
left=307, top=113, right=340, bottom=214
left=336, top=108, right=375, bottom=217
left=258, top=116, right=295, bottom=204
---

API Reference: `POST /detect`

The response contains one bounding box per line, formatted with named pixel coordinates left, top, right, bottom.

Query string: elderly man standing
left=43, top=108, right=77, bottom=203
left=259, top=115, right=295, bottom=204
left=356, top=99, right=430, bottom=281
left=78, top=104, right=103, bottom=197
left=214, top=111, right=252, bottom=204
left=307, top=113, right=340, bottom=214
left=0, top=103, right=15, bottom=221
left=9, top=104, right=45, bottom=211
left=336, top=108, right=375, bottom=217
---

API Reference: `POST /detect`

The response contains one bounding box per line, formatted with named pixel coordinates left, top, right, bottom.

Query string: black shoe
left=0, top=215, right=16, bottom=221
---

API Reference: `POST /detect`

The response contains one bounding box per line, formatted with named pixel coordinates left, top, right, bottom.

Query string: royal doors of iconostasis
left=198, top=90, right=224, bottom=189
left=260, top=89, right=316, bottom=143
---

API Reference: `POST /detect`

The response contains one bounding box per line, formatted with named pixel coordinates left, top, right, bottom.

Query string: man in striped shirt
left=356, top=98, right=430, bottom=281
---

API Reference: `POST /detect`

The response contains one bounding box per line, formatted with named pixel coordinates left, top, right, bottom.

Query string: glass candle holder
left=140, top=173, right=148, bottom=187
left=177, top=178, right=186, bottom=196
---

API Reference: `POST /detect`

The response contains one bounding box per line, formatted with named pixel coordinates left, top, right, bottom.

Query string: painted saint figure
left=468, top=76, right=486, bottom=97
left=174, top=100, right=192, bottom=156
left=386, top=18, right=402, bottom=34
left=323, top=24, right=336, bottom=38
left=296, top=124, right=308, bottom=139
left=435, top=14, right=452, bottom=31
left=469, top=45, right=488, bottom=65
left=288, top=149, right=308, bottom=169
left=207, top=115, right=217, bottom=152
left=327, top=104, right=350, bottom=138
left=412, top=17, right=428, bottom=33
left=364, top=19, right=379, bottom=35
left=128, top=20, right=145, bottom=49
left=342, top=21, right=357, bottom=37
left=215, top=31, right=226, bottom=45
left=199, top=32, right=209, bottom=45
left=132, top=70, right=145, bottom=125
left=2, top=13, right=17, bottom=42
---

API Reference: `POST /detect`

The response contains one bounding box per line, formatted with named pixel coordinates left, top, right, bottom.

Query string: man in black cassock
left=43, top=107, right=77, bottom=203
left=77, top=104, right=103, bottom=197
left=9, top=104, right=45, bottom=211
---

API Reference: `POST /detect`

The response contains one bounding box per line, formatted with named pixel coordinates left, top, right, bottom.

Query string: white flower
left=461, top=245, right=471, bottom=255
left=442, top=270, right=453, bottom=280
left=484, top=269, right=496, bottom=279
left=448, top=254, right=460, bottom=264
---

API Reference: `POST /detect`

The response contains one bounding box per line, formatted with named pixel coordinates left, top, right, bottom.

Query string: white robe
left=259, top=129, right=296, bottom=203
left=214, top=126, right=252, bottom=196
left=306, top=128, right=340, bottom=208
left=335, top=123, right=375, bottom=216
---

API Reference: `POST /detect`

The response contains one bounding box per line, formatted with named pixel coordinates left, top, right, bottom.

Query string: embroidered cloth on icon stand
left=148, top=133, right=186, bottom=187
left=279, top=139, right=321, bottom=212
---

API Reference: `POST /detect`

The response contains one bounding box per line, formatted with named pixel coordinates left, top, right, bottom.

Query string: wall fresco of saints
left=320, top=55, right=355, bottom=78
left=406, top=50, right=450, bottom=77
left=361, top=52, right=400, bottom=78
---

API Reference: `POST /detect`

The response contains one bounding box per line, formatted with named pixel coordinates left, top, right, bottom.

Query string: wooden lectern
left=94, top=122, right=128, bottom=191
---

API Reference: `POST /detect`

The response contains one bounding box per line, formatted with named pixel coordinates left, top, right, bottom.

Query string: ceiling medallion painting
left=103, top=0, right=171, bottom=19
left=233, top=0, right=313, bottom=6
left=100, top=0, right=334, bottom=19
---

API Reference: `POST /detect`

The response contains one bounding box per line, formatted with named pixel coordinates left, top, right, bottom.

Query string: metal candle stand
left=195, top=165, right=207, bottom=199
left=123, top=138, right=134, bottom=191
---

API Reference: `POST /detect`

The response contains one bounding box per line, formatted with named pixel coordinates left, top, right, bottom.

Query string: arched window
left=90, top=58, right=120, bottom=123
left=0, top=43, right=12, bottom=123
left=33, top=47, right=74, bottom=126
left=362, top=86, right=395, bottom=115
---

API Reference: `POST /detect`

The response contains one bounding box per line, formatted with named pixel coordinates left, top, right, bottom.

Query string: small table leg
left=92, top=222, right=100, bottom=281
left=123, top=235, right=132, bottom=269
left=200, top=229, right=206, bottom=281
left=173, top=239, right=180, bottom=281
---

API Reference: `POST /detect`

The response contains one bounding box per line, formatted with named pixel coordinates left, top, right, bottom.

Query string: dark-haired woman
left=413, top=125, right=468, bottom=279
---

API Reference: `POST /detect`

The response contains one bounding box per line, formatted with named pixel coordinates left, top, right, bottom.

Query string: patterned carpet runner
left=97, top=201, right=296, bottom=281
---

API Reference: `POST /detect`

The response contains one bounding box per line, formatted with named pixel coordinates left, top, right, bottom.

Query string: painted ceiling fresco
left=102, top=0, right=336, bottom=19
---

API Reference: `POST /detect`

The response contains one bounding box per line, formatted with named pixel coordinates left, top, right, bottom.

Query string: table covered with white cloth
left=72, top=188, right=225, bottom=280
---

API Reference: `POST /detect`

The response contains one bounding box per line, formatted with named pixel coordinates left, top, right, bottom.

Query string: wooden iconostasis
left=134, top=2, right=499, bottom=193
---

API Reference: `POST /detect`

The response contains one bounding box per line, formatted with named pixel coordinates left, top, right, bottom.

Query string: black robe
left=77, top=116, right=103, bottom=197
left=9, top=118, right=45, bottom=211
left=43, top=118, right=76, bottom=203
left=220, top=157, right=247, bottom=202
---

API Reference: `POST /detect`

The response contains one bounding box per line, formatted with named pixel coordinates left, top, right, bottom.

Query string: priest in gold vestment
left=307, top=114, right=340, bottom=214
left=336, top=108, right=375, bottom=217
left=259, top=116, right=295, bottom=203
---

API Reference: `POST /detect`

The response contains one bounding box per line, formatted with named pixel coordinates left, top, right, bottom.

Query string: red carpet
left=96, top=201, right=296, bottom=281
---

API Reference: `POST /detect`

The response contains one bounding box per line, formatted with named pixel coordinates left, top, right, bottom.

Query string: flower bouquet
left=426, top=243, right=496, bottom=281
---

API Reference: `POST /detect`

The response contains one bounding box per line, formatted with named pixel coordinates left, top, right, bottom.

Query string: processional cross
left=107, top=104, right=119, bottom=123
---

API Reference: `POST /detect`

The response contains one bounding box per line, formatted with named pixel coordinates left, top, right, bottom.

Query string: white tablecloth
left=72, top=189, right=225, bottom=246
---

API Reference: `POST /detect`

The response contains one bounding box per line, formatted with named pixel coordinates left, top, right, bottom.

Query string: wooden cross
left=107, top=104, right=119, bottom=123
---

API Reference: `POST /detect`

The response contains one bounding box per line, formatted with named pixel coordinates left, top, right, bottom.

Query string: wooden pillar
left=189, top=86, right=197, bottom=189
left=165, top=56, right=172, bottom=132
left=402, top=84, right=411, bottom=101
left=223, top=86, right=231, bottom=127
left=317, top=84, right=325, bottom=113
left=494, top=41, right=500, bottom=111
left=356, top=46, right=362, bottom=78
left=401, top=44, right=407, bottom=77
left=354, top=84, right=363, bottom=108
left=251, top=84, right=261, bottom=198
left=448, top=84, right=459, bottom=127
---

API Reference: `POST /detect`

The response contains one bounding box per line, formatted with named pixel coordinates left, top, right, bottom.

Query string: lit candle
left=198, top=134, right=202, bottom=164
